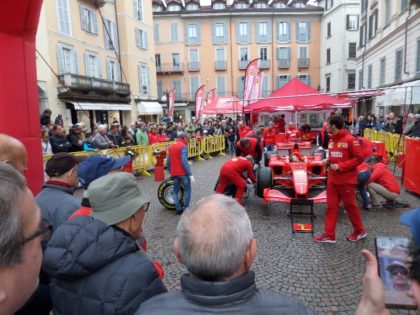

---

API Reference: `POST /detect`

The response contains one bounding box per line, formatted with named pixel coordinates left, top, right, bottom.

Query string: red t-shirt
left=239, top=125, right=251, bottom=139
left=148, top=133, right=159, bottom=145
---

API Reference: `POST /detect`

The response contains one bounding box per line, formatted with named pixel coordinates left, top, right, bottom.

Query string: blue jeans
left=172, top=176, right=191, bottom=212
left=357, top=170, right=371, bottom=206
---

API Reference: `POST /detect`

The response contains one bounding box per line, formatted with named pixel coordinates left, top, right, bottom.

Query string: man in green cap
left=42, top=172, right=166, bottom=315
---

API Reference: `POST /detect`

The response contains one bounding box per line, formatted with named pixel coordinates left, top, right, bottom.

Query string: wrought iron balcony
left=188, top=61, right=200, bottom=71
left=57, top=73, right=130, bottom=96
left=156, top=63, right=184, bottom=74
left=215, top=60, right=227, bottom=70
left=298, top=58, right=310, bottom=68
left=239, top=60, right=249, bottom=70
left=278, top=58, right=290, bottom=68
left=259, top=59, right=270, bottom=69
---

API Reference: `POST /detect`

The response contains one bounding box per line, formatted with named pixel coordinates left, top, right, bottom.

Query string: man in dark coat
left=136, top=195, right=313, bottom=315
left=42, top=172, right=167, bottom=315
left=49, top=125, right=72, bottom=153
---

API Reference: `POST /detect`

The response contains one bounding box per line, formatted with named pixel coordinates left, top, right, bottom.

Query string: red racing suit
left=216, top=157, right=256, bottom=202
left=238, top=125, right=252, bottom=139
left=368, top=162, right=400, bottom=194
left=235, top=137, right=262, bottom=165
left=263, top=127, right=276, bottom=145
left=324, top=129, right=365, bottom=238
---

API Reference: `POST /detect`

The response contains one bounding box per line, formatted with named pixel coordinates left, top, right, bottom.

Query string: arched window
left=186, top=2, right=199, bottom=10
left=167, top=3, right=181, bottom=11
left=235, top=2, right=248, bottom=9
left=213, top=2, right=226, bottom=9
left=254, top=2, right=267, bottom=8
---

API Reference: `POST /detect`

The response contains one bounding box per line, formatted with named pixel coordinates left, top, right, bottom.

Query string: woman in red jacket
left=157, top=127, right=169, bottom=142
left=148, top=126, right=160, bottom=145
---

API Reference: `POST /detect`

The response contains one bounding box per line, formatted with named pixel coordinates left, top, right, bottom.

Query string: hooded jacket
left=42, top=216, right=167, bottom=315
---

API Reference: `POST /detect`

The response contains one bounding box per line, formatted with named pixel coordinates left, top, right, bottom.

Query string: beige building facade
left=36, top=0, right=161, bottom=129
left=153, top=0, right=323, bottom=121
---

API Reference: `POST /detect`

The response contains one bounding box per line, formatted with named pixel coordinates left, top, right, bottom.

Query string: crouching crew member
left=215, top=156, right=256, bottom=202
left=236, top=137, right=262, bottom=166
left=315, top=116, right=366, bottom=243
left=366, top=156, right=402, bottom=210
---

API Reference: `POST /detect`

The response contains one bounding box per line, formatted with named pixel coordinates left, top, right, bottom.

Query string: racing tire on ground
left=264, top=150, right=275, bottom=167
left=157, top=178, right=185, bottom=210
left=256, top=167, right=272, bottom=198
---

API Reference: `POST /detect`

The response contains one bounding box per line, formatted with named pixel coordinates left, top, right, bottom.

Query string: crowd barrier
left=43, top=135, right=226, bottom=176
left=363, top=129, right=408, bottom=159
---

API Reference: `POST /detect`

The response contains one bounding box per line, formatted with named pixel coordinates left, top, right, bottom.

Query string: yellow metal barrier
left=42, top=136, right=227, bottom=177
left=363, top=129, right=373, bottom=140
left=363, top=129, right=409, bottom=160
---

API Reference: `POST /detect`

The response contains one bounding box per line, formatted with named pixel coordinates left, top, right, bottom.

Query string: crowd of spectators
left=354, top=111, right=420, bottom=138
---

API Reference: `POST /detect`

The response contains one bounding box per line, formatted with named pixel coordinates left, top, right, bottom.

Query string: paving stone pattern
left=134, top=155, right=419, bottom=315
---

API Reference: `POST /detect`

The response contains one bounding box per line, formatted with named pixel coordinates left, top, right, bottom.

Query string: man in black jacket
left=49, top=125, right=71, bottom=153
left=136, top=195, right=313, bottom=315
left=42, top=173, right=166, bottom=315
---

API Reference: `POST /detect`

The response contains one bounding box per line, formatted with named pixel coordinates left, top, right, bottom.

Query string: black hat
left=45, top=153, right=83, bottom=177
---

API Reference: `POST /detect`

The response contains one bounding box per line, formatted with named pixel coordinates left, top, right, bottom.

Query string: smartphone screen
left=375, top=236, right=417, bottom=310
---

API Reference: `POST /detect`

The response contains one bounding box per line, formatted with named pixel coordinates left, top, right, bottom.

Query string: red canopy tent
left=244, top=78, right=352, bottom=113
left=203, top=96, right=243, bottom=114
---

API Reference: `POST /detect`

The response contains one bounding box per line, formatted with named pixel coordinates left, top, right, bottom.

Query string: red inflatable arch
left=0, top=0, right=44, bottom=194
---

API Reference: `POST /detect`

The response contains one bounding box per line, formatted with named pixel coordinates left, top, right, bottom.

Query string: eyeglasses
left=23, top=218, right=53, bottom=244
left=141, top=202, right=150, bottom=213
left=391, top=269, right=408, bottom=276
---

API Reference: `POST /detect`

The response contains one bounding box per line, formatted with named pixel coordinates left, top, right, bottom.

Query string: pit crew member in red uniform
left=366, top=156, right=401, bottom=210
left=235, top=137, right=262, bottom=166
left=356, top=136, right=374, bottom=210
left=286, top=122, right=300, bottom=142
left=273, top=114, right=286, bottom=133
left=238, top=120, right=252, bottom=139
left=315, top=116, right=365, bottom=243
left=215, top=156, right=256, bottom=202
left=263, top=122, right=277, bottom=151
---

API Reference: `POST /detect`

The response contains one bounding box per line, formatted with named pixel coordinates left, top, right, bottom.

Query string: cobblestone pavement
left=134, top=154, right=419, bottom=315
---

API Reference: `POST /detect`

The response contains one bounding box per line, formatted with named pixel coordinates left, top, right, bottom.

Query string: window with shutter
left=346, top=15, right=358, bottom=31
left=327, top=22, right=331, bottom=37
left=348, top=43, right=356, bottom=59
left=238, top=22, right=249, bottom=43
left=276, top=75, right=290, bottom=88
left=277, top=22, right=290, bottom=42
left=80, top=6, right=98, bottom=35
left=262, top=76, right=269, bottom=97
left=325, top=76, right=331, bottom=92
left=157, top=80, right=163, bottom=99
left=57, top=44, right=78, bottom=74
left=358, top=69, right=364, bottom=90
left=139, top=64, right=149, bottom=95
left=171, top=23, right=178, bottom=42
left=416, top=39, right=420, bottom=75
left=395, top=49, right=403, bottom=82
left=380, top=58, right=386, bottom=85
left=134, top=0, right=143, bottom=21
left=106, top=58, right=120, bottom=82
left=136, top=29, right=148, bottom=49
left=104, top=19, right=118, bottom=51
left=172, top=80, right=182, bottom=100
left=296, top=22, right=309, bottom=42
left=154, top=24, right=160, bottom=42
left=190, top=77, right=199, bottom=98
left=367, top=64, right=373, bottom=88
left=57, top=0, right=71, bottom=35
left=257, top=22, right=268, bottom=42
left=347, top=73, right=356, bottom=90
left=214, top=23, right=225, bottom=44
left=216, top=76, right=226, bottom=96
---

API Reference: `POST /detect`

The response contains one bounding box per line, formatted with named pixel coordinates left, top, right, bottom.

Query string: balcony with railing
left=156, top=63, right=184, bottom=74
left=259, top=60, right=270, bottom=69
left=215, top=60, right=227, bottom=70
left=57, top=73, right=130, bottom=97
left=239, top=60, right=249, bottom=70
left=298, top=58, right=310, bottom=68
left=277, top=58, right=290, bottom=68
left=188, top=61, right=200, bottom=72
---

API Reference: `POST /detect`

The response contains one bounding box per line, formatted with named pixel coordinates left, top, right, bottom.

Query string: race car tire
left=256, top=167, right=272, bottom=198
left=157, top=178, right=184, bottom=210
left=264, top=150, right=275, bottom=167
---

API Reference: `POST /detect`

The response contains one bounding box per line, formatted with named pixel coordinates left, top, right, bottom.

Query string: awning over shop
left=69, top=102, right=132, bottom=111
left=136, top=101, right=163, bottom=115
left=375, top=80, right=420, bottom=107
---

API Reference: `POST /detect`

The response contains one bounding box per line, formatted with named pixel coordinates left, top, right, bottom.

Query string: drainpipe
left=403, top=4, right=412, bottom=75
left=113, top=1, right=123, bottom=81
left=230, top=11, right=234, bottom=96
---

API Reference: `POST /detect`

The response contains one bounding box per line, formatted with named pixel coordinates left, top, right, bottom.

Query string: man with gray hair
left=0, top=133, right=28, bottom=174
left=94, top=124, right=115, bottom=149
left=0, top=164, right=46, bottom=315
left=136, top=195, right=313, bottom=314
